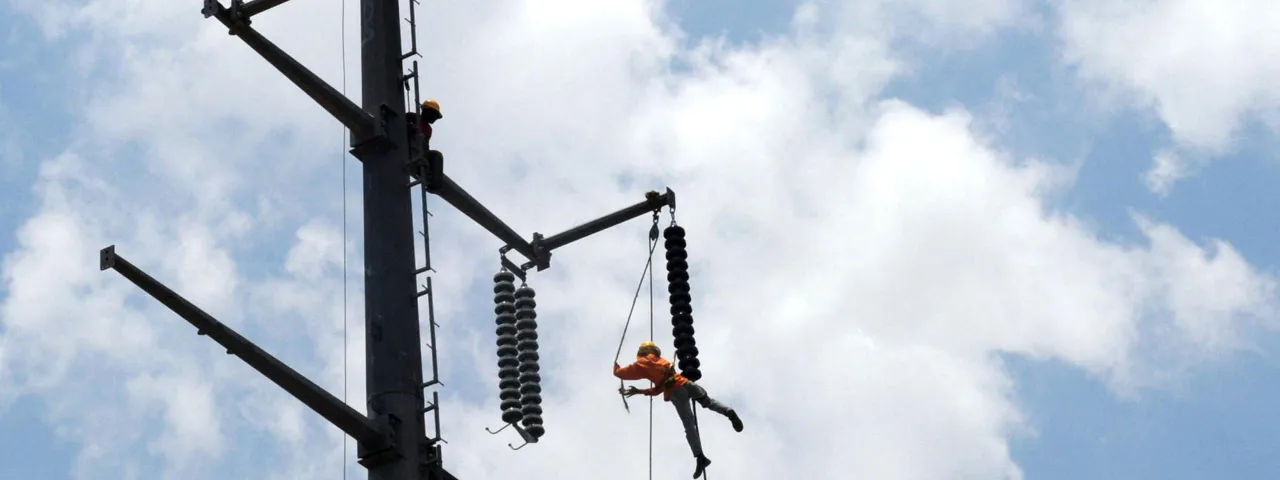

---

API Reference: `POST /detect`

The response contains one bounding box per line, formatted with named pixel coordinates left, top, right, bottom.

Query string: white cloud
left=1145, top=149, right=1189, bottom=196
left=1055, top=0, right=1280, bottom=192
left=126, top=373, right=224, bottom=471
left=1, top=1, right=1277, bottom=480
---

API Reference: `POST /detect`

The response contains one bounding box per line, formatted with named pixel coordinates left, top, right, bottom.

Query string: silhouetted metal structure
left=97, top=1, right=677, bottom=479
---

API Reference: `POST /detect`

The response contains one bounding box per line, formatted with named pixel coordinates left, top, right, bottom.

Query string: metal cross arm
left=536, top=187, right=676, bottom=253
left=201, top=0, right=377, bottom=141
left=98, top=246, right=391, bottom=455
left=235, top=0, right=292, bottom=18
left=428, top=173, right=539, bottom=264
left=516, top=187, right=676, bottom=271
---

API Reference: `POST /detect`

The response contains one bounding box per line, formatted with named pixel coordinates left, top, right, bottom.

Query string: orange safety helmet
left=422, top=99, right=442, bottom=118
left=637, top=340, right=661, bottom=357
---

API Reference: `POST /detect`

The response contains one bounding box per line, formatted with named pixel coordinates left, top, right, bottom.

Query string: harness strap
left=661, top=364, right=678, bottom=390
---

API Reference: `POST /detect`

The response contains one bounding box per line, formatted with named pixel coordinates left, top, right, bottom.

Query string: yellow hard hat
left=637, top=341, right=660, bottom=357
left=422, top=99, right=441, bottom=117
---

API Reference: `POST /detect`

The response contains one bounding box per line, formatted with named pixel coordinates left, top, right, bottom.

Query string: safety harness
left=660, top=363, right=678, bottom=392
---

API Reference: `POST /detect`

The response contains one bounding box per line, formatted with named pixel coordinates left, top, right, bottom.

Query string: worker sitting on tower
left=615, top=340, right=743, bottom=479
left=406, top=98, right=444, bottom=189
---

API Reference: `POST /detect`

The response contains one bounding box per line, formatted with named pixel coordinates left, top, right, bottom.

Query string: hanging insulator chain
left=514, top=283, right=545, bottom=439
left=664, top=224, right=701, bottom=381
left=493, top=270, right=523, bottom=425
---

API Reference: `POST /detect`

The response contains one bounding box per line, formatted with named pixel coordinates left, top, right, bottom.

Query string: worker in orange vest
left=417, top=99, right=442, bottom=149
left=615, top=340, right=743, bottom=479
left=406, top=99, right=444, bottom=188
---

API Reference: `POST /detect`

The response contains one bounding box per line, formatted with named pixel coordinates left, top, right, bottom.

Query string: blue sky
left=672, top=2, right=1280, bottom=477
left=2, top=0, right=1280, bottom=479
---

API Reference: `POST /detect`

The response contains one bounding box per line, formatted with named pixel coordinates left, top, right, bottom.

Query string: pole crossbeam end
left=97, top=246, right=386, bottom=448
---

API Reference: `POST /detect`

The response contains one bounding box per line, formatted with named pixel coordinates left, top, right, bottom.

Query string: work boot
left=693, top=455, right=712, bottom=478
left=727, top=409, right=743, bottom=432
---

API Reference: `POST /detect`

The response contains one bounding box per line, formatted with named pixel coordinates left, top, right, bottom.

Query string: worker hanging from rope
left=614, top=340, right=743, bottom=478
left=406, top=98, right=444, bottom=190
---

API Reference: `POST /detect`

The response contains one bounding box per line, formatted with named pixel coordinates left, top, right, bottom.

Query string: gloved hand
left=619, top=386, right=641, bottom=397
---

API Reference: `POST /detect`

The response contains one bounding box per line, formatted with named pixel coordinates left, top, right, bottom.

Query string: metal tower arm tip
left=98, top=247, right=387, bottom=450
left=200, top=0, right=376, bottom=140
left=237, top=0, right=292, bottom=17
left=530, top=187, right=679, bottom=262
left=203, top=0, right=292, bottom=19
left=100, top=245, right=117, bottom=271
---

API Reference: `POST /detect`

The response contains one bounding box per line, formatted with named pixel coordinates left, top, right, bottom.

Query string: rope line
left=694, top=406, right=705, bottom=480
left=339, top=0, right=350, bottom=477
left=612, top=238, right=658, bottom=365
left=613, top=214, right=664, bottom=479
left=611, top=223, right=658, bottom=479
left=647, top=229, right=654, bottom=480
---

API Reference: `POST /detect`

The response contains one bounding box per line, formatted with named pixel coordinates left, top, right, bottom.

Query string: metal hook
left=500, top=254, right=528, bottom=282
left=487, top=421, right=539, bottom=451
left=619, top=380, right=631, bottom=413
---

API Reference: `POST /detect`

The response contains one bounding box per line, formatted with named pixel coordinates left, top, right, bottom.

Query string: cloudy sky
left=3, top=0, right=1280, bottom=479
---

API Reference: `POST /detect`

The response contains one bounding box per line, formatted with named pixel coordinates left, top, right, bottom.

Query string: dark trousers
left=670, top=382, right=731, bottom=457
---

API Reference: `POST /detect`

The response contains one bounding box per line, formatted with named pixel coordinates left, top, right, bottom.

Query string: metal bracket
left=499, top=251, right=528, bottom=283
left=201, top=0, right=219, bottom=18
left=378, top=104, right=395, bottom=141
left=484, top=422, right=539, bottom=451
left=356, top=414, right=401, bottom=468
left=229, top=0, right=250, bottom=25
left=348, top=104, right=396, bottom=160
left=349, top=133, right=394, bottom=161
left=524, top=233, right=551, bottom=272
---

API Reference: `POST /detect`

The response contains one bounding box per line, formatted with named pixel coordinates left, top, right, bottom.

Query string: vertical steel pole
left=357, top=1, right=425, bottom=479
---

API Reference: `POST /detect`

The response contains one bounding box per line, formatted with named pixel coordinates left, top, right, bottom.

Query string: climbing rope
left=694, top=406, right=706, bottom=480
left=612, top=211, right=661, bottom=479
left=611, top=213, right=661, bottom=376
left=610, top=219, right=660, bottom=370
left=338, top=0, right=350, bottom=477
left=647, top=215, right=655, bottom=480
left=616, top=210, right=712, bottom=479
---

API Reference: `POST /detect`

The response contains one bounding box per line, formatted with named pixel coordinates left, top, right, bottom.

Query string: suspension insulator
left=514, top=283, right=545, bottom=438
left=664, top=225, right=702, bottom=381
left=493, top=271, right=523, bottom=425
